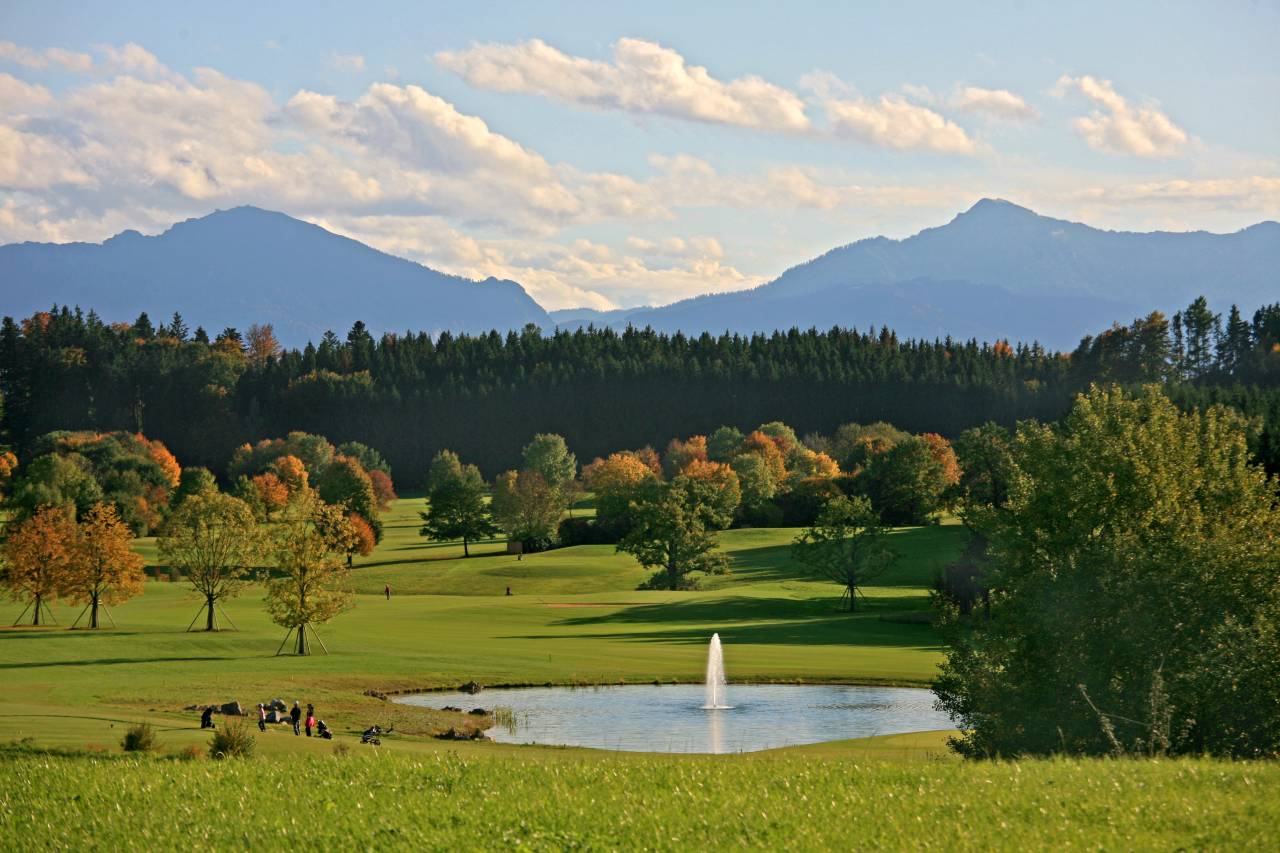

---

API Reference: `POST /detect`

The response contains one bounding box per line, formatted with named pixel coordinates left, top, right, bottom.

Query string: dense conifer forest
left=2, top=298, right=1277, bottom=483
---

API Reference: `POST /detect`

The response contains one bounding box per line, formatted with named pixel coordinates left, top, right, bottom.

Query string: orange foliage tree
left=368, top=469, right=398, bottom=509
left=663, top=435, right=708, bottom=478
left=922, top=433, right=962, bottom=487
left=582, top=451, right=660, bottom=532
left=61, top=503, right=146, bottom=629
left=1, top=505, right=76, bottom=625
left=251, top=472, right=290, bottom=515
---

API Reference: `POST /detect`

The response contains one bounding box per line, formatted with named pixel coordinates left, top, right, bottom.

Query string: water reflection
left=400, top=684, right=950, bottom=754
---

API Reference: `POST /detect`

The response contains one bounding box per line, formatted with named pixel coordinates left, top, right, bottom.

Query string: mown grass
left=1, top=497, right=966, bottom=750
left=1, top=749, right=1274, bottom=850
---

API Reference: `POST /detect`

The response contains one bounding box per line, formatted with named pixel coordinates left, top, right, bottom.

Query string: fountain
left=702, top=633, right=731, bottom=710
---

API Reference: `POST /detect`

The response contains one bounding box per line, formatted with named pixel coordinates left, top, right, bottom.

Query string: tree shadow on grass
left=504, top=614, right=941, bottom=649
left=0, top=629, right=146, bottom=640
left=550, top=594, right=930, bottom=627
left=0, top=655, right=231, bottom=670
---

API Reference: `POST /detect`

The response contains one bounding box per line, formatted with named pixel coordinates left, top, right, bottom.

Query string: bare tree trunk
left=463, top=537, right=470, bottom=558
left=32, top=594, right=42, bottom=626
left=847, top=583, right=857, bottom=612
left=206, top=594, right=217, bottom=631
left=90, top=593, right=100, bottom=629
left=296, top=623, right=309, bottom=655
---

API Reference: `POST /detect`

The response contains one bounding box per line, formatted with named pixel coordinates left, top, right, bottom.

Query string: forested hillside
left=2, top=300, right=1277, bottom=483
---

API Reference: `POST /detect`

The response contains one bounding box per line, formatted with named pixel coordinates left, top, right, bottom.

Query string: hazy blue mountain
left=0, top=206, right=550, bottom=346
left=565, top=200, right=1280, bottom=350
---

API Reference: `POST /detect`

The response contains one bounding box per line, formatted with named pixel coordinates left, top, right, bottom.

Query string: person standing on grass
left=257, top=703, right=267, bottom=733
left=290, top=700, right=301, bottom=735
left=305, top=704, right=315, bottom=737
left=200, top=705, right=215, bottom=729
left=384, top=584, right=391, bottom=600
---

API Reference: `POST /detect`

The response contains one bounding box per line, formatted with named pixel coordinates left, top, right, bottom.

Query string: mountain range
left=2, top=200, right=1276, bottom=350
left=553, top=199, right=1280, bottom=350
left=0, top=207, right=550, bottom=346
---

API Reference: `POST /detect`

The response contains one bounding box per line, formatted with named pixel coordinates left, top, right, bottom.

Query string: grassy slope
left=1, top=496, right=965, bottom=749
left=2, top=749, right=1275, bottom=850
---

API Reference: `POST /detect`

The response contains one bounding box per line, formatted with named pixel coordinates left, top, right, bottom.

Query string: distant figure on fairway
left=257, top=703, right=267, bottom=732
left=290, top=700, right=302, bottom=735
left=506, top=586, right=512, bottom=596
left=305, top=704, right=315, bottom=737
left=200, top=705, right=215, bottom=729
left=385, top=584, right=391, bottom=600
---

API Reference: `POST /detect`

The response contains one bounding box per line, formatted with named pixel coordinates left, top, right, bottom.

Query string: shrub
left=208, top=720, right=255, bottom=759
left=121, top=723, right=158, bottom=752
left=557, top=517, right=616, bottom=546
left=177, top=744, right=203, bottom=761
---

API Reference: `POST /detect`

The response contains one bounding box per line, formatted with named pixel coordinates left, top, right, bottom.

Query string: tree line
left=6, top=296, right=1275, bottom=485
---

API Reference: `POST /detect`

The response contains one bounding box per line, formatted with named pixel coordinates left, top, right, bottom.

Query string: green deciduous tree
left=419, top=450, right=496, bottom=557
left=858, top=436, right=948, bottom=525
left=521, top=433, right=577, bottom=494
left=935, top=385, right=1280, bottom=758
left=159, top=493, right=262, bottom=631
left=491, top=469, right=564, bottom=549
left=791, top=495, right=893, bottom=611
left=619, top=483, right=730, bottom=591
left=265, top=497, right=355, bottom=655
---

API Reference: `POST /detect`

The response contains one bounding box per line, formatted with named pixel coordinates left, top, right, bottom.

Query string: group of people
left=255, top=700, right=324, bottom=736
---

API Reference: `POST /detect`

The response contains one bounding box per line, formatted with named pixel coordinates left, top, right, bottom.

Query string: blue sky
left=2, top=1, right=1277, bottom=309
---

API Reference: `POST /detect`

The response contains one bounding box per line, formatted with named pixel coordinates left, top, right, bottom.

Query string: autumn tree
left=265, top=497, right=355, bottom=655
left=791, top=495, right=893, bottom=612
left=491, top=469, right=564, bottom=549
left=935, top=386, right=1280, bottom=758
left=619, top=482, right=730, bottom=590
left=245, top=323, right=281, bottom=365
left=316, top=455, right=379, bottom=538
left=676, top=460, right=741, bottom=528
left=61, top=503, right=146, bottom=629
left=367, top=469, right=398, bottom=510
left=1, top=505, right=76, bottom=625
left=158, top=493, right=262, bottom=631
left=419, top=450, right=496, bottom=557
left=582, top=451, right=659, bottom=536
left=663, top=435, right=708, bottom=478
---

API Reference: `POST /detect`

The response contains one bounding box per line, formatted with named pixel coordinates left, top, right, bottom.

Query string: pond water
left=399, top=684, right=951, bottom=754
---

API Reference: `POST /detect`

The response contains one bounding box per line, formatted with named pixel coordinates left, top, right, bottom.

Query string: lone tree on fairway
left=791, top=495, right=893, bottom=612
left=420, top=450, right=496, bottom=557
left=158, top=493, right=262, bottom=631
left=935, top=385, right=1280, bottom=758
left=265, top=497, right=355, bottom=655
left=61, top=502, right=145, bottom=629
left=491, top=469, right=564, bottom=551
left=1, top=505, right=76, bottom=625
left=619, top=482, right=729, bottom=590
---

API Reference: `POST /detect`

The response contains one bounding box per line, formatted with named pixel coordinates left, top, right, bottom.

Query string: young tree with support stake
left=791, top=495, right=894, bottom=612
left=61, top=502, right=146, bottom=629
left=265, top=496, right=354, bottom=655
left=158, top=493, right=262, bottom=632
left=1, top=505, right=75, bottom=626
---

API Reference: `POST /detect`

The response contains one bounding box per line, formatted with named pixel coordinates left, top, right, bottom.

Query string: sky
left=1, top=1, right=1277, bottom=311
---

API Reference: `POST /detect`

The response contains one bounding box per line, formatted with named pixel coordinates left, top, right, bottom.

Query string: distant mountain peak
left=955, top=197, right=1042, bottom=223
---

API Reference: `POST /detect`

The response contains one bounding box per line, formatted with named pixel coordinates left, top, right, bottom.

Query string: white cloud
left=951, top=86, right=1036, bottom=121
left=1053, top=75, right=1188, bottom=157
left=823, top=94, right=977, bottom=154
left=1073, top=176, right=1280, bottom=211
left=327, top=53, right=365, bottom=73
left=0, top=40, right=93, bottom=72
left=437, top=37, right=811, bottom=132
left=97, top=42, right=169, bottom=80
left=0, top=72, right=52, bottom=110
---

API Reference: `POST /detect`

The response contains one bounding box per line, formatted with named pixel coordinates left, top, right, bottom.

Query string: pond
left=398, top=684, right=951, bottom=754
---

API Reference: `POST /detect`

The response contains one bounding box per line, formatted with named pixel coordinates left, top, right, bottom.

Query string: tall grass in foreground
left=0, top=752, right=1274, bottom=850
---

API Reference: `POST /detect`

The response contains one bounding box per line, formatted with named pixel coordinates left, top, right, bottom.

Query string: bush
left=557, top=517, right=616, bottom=546
left=177, top=744, right=203, bottom=761
left=121, top=723, right=158, bottom=753
left=208, top=720, right=255, bottom=759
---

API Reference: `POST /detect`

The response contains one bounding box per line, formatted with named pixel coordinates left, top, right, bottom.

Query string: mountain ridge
left=0, top=206, right=551, bottom=347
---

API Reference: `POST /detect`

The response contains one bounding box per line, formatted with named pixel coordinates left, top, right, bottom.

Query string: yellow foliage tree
left=61, top=503, right=146, bottom=629
left=1, top=505, right=76, bottom=625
